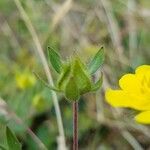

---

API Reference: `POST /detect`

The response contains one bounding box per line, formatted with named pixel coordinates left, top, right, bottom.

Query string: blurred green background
left=0, top=0, right=150, bottom=149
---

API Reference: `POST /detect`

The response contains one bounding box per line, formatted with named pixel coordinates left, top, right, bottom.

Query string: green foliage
left=88, top=47, right=105, bottom=74
left=0, top=145, right=7, bottom=150
left=48, top=47, right=62, bottom=73
left=57, top=63, right=71, bottom=90
left=33, top=71, right=60, bottom=92
left=72, top=57, right=91, bottom=94
left=91, top=74, right=103, bottom=92
left=65, top=76, right=79, bottom=101
left=0, top=0, right=149, bottom=149
left=6, top=126, right=21, bottom=150
left=46, top=47, right=104, bottom=101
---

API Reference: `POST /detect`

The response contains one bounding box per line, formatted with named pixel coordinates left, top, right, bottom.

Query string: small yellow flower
left=105, top=65, right=150, bottom=124
left=16, top=71, right=36, bottom=89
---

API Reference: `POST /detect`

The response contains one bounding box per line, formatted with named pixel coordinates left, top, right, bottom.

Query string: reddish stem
left=73, top=101, right=78, bottom=150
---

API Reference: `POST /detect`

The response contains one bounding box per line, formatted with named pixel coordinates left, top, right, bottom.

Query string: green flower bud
left=57, top=63, right=71, bottom=90
left=72, top=57, right=91, bottom=94
left=65, top=76, right=79, bottom=101
left=36, top=46, right=104, bottom=102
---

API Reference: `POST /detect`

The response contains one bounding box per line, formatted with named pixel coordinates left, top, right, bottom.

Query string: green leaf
left=88, top=47, right=104, bottom=74
left=57, top=63, right=71, bottom=90
left=65, top=76, right=79, bottom=101
left=73, top=57, right=91, bottom=94
left=6, top=126, right=21, bottom=150
left=48, top=47, right=62, bottom=73
left=33, top=71, right=61, bottom=92
left=0, top=145, right=7, bottom=150
left=91, top=74, right=103, bottom=92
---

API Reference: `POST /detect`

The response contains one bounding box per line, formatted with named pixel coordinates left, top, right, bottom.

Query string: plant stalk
left=13, top=0, right=67, bottom=149
left=73, top=101, right=78, bottom=150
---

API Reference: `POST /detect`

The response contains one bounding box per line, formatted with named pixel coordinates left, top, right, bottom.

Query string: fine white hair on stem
left=13, top=0, right=67, bottom=149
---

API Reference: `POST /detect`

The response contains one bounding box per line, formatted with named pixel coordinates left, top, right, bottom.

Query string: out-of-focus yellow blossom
left=16, top=71, right=36, bottom=89
left=105, top=65, right=150, bottom=124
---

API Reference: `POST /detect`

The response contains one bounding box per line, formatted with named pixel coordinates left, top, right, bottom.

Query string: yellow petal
left=135, top=65, right=150, bottom=83
left=135, top=65, right=150, bottom=93
left=119, top=74, right=140, bottom=92
left=135, top=65, right=150, bottom=81
left=135, top=65, right=150, bottom=74
left=105, top=89, right=150, bottom=111
left=135, top=111, right=150, bottom=124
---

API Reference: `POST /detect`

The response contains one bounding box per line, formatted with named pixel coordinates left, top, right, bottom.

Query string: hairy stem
left=73, top=101, right=78, bottom=150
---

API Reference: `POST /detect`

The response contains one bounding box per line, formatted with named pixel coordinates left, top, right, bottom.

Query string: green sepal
left=91, top=73, right=103, bottom=92
left=73, top=57, right=91, bottom=94
left=65, top=76, right=80, bottom=101
left=48, top=47, right=62, bottom=73
left=0, top=145, right=7, bottom=150
left=33, top=71, right=61, bottom=92
left=6, top=126, right=21, bottom=150
left=57, top=63, right=71, bottom=90
left=88, top=47, right=104, bottom=74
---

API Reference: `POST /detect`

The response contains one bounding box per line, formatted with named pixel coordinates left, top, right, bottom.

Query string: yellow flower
left=105, top=65, right=150, bottom=124
left=16, top=71, right=36, bottom=89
